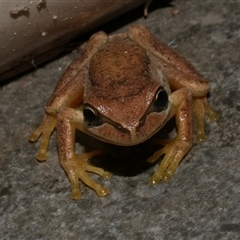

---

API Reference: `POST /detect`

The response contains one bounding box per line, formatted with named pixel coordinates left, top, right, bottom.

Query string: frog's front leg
left=148, top=88, right=193, bottom=184
left=57, top=107, right=112, bottom=200
left=29, top=31, right=108, bottom=161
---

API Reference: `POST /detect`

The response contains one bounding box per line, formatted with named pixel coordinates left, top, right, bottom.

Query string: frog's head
left=82, top=75, right=171, bottom=146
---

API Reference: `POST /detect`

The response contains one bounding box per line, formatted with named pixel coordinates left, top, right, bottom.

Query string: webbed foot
left=61, top=150, right=112, bottom=200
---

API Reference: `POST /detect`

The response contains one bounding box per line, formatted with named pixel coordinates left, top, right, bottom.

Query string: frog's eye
left=83, top=104, right=100, bottom=126
left=154, top=87, right=168, bottom=112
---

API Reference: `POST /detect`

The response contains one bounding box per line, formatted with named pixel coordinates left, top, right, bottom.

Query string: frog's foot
left=147, top=138, right=192, bottom=185
left=193, top=97, right=219, bottom=142
left=61, top=150, right=112, bottom=200
left=28, top=114, right=57, bottom=161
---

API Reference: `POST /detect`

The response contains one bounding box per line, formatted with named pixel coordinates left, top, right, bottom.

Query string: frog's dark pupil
left=154, top=88, right=168, bottom=111
left=83, top=107, right=98, bottom=124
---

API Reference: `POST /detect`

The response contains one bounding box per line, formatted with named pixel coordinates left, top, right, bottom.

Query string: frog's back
left=89, top=36, right=152, bottom=97
left=85, top=35, right=163, bottom=129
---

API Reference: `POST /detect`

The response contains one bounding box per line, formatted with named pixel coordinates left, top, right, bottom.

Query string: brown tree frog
left=29, top=25, right=218, bottom=199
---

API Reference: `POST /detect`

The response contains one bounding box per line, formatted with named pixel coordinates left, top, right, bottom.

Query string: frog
left=29, top=25, right=219, bottom=200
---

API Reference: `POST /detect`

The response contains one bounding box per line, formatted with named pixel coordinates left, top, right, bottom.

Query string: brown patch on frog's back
left=88, top=36, right=153, bottom=100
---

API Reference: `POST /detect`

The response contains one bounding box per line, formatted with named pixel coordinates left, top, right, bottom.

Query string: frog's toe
left=71, top=183, right=108, bottom=200
left=196, top=130, right=206, bottom=142
left=36, top=149, right=47, bottom=162
left=149, top=172, right=162, bottom=185
left=206, top=105, right=219, bottom=122
left=71, top=173, right=109, bottom=200
left=147, top=148, right=165, bottom=163
left=81, top=163, right=113, bottom=180
left=28, top=125, right=43, bottom=142
left=148, top=171, right=172, bottom=185
left=95, top=186, right=110, bottom=197
left=29, top=115, right=57, bottom=161
left=148, top=159, right=174, bottom=185
left=71, top=186, right=82, bottom=200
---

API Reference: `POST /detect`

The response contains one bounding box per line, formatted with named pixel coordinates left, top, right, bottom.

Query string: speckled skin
left=85, top=35, right=170, bottom=145
left=29, top=25, right=218, bottom=199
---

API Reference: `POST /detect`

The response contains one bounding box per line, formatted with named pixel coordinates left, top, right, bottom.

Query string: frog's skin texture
left=29, top=25, right=218, bottom=200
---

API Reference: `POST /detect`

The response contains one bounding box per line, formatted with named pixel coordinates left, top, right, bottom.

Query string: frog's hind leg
left=153, top=60, right=219, bottom=141
left=128, top=25, right=218, bottom=142
left=48, top=31, right=109, bottom=94
left=128, top=25, right=200, bottom=76
left=29, top=31, right=109, bottom=161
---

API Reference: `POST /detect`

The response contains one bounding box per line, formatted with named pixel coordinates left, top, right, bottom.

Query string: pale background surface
left=1, top=0, right=240, bottom=239
left=0, top=0, right=147, bottom=80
